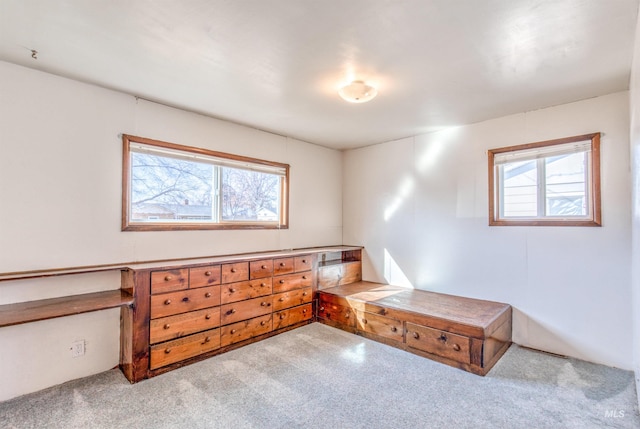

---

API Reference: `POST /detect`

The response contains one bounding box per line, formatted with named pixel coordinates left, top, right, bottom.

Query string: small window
left=488, top=133, right=601, bottom=226
left=122, top=135, right=289, bottom=231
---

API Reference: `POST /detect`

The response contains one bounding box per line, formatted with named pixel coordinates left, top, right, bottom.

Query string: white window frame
left=488, top=133, right=601, bottom=227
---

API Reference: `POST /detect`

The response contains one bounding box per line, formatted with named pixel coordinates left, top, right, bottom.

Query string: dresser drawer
left=220, top=296, right=272, bottom=325
left=405, top=322, right=471, bottom=364
left=273, top=271, right=312, bottom=293
left=356, top=311, right=403, bottom=342
left=150, top=328, right=220, bottom=370
left=273, top=257, right=294, bottom=275
left=294, top=255, right=312, bottom=273
left=151, top=269, right=188, bottom=294
left=272, top=287, right=312, bottom=311
left=221, top=278, right=272, bottom=304
left=221, top=262, right=249, bottom=283
left=150, top=307, right=221, bottom=344
left=249, top=259, right=273, bottom=279
left=273, top=303, right=312, bottom=330
left=150, top=285, right=221, bottom=319
left=317, top=299, right=355, bottom=327
left=189, top=265, right=221, bottom=288
left=220, top=314, right=272, bottom=347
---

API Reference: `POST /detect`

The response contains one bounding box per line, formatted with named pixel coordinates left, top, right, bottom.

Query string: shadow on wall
left=512, top=307, right=624, bottom=370
left=360, top=248, right=414, bottom=288
left=384, top=248, right=413, bottom=288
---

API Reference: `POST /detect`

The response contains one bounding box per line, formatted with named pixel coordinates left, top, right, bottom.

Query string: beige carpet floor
left=1, top=323, right=638, bottom=428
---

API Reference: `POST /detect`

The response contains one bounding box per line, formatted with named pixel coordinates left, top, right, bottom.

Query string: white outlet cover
left=71, top=340, right=85, bottom=358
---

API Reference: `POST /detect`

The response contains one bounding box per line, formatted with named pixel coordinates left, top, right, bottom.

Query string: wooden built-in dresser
left=120, top=248, right=347, bottom=382
left=1, top=245, right=512, bottom=382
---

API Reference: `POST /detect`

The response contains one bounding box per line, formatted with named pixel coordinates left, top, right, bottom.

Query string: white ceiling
left=0, top=0, right=638, bottom=150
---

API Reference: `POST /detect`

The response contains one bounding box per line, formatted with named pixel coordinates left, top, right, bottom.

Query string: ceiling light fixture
left=338, top=80, right=378, bottom=103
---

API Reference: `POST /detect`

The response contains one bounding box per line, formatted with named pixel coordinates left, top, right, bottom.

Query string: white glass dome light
left=338, top=80, right=378, bottom=103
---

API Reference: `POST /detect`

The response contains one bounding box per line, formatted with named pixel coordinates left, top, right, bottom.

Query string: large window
left=488, top=133, right=601, bottom=226
left=122, top=135, right=289, bottom=231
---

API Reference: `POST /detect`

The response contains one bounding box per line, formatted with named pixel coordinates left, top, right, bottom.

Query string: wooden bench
left=317, top=281, right=512, bottom=375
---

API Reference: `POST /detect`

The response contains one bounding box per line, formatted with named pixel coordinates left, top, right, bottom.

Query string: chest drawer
left=272, top=287, right=312, bottom=311
left=273, top=303, right=312, bottom=330
left=151, top=269, right=188, bottom=294
left=273, top=271, right=312, bottom=293
left=405, top=322, right=471, bottom=364
left=221, top=262, right=249, bottom=283
left=317, top=299, right=355, bottom=327
left=221, top=278, right=272, bottom=304
left=150, top=328, right=220, bottom=370
left=356, top=311, right=404, bottom=342
left=294, top=255, right=312, bottom=272
left=273, top=257, right=294, bottom=275
left=220, top=296, right=272, bottom=325
left=220, top=314, right=272, bottom=347
left=189, top=265, right=221, bottom=288
left=150, top=307, right=221, bottom=344
left=249, top=259, right=273, bottom=279
left=150, top=285, right=220, bottom=319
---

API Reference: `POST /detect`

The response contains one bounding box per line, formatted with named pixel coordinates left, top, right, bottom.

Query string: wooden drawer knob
left=164, top=275, right=173, bottom=281
left=261, top=265, right=267, bottom=269
left=280, top=314, right=286, bottom=319
left=205, top=314, right=211, bottom=320
left=390, top=326, right=397, bottom=332
left=229, top=288, right=236, bottom=293
left=279, top=280, right=285, bottom=284
left=362, top=318, right=367, bottom=324
left=439, top=334, right=447, bottom=342
left=302, top=291, right=308, bottom=296
left=279, top=262, right=285, bottom=267
left=204, top=271, right=212, bottom=276
left=260, top=321, right=266, bottom=326
left=164, top=348, right=171, bottom=354
left=231, top=329, right=237, bottom=334
left=302, top=276, right=307, bottom=280
left=182, top=297, right=189, bottom=302
left=205, top=292, right=211, bottom=298
left=453, top=344, right=461, bottom=352
left=413, top=332, right=420, bottom=339
left=229, top=308, right=236, bottom=314
left=164, top=299, right=171, bottom=305
left=302, top=309, right=307, bottom=313
left=260, top=283, right=266, bottom=287
left=203, top=336, right=211, bottom=344
left=231, top=268, right=237, bottom=273
left=261, top=301, right=270, bottom=307
left=163, top=324, right=170, bottom=330
left=302, top=259, right=307, bottom=263
left=279, top=297, right=285, bottom=302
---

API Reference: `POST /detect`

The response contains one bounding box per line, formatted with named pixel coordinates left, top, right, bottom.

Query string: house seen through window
left=488, top=133, right=601, bottom=226
left=122, top=135, right=289, bottom=230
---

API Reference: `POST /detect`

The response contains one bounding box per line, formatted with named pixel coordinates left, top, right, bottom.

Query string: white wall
left=344, top=92, right=633, bottom=370
left=0, top=61, right=342, bottom=401
left=629, top=8, right=640, bottom=410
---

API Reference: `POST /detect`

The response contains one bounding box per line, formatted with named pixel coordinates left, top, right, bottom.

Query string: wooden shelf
left=0, top=245, right=363, bottom=282
left=318, top=259, right=361, bottom=268
left=0, top=290, right=134, bottom=328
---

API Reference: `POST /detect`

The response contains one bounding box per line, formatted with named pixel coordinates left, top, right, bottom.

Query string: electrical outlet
left=71, top=340, right=85, bottom=358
